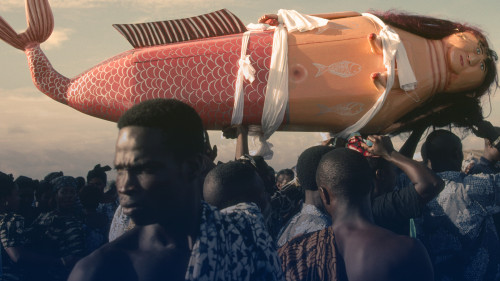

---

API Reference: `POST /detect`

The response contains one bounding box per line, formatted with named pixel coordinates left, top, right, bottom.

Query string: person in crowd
left=87, top=164, right=118, bottom=223
left=203, top=160, right=273, bottom=235
left=13, top=176, right=38, bottom=225
left=277, top=145, right=334, bottom=247
left=467, top=126, right=500, bottom=175
left=75, top=177, right=86, bottom=193
left=0, top=172, right=70, bottom=281
left=68, top=99, right=283, bottom=281
left=86, top=164, right=111, bottom=191
left=278, top=147, right=434, bottom=281
left=203, top=161, right=271, bottom=219
left=276, top=169, right=295, bottom=190
left=79, top=184, right=108, bottom=255
left=27, top=176, right=85, bottom=281
left=466, top=125, right=500, bottom=237
left=417, top=128, right=500, bottom=280
left=364, top=134, right=444, bottom=236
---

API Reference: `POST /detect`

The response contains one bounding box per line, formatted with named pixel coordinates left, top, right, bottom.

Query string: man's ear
left=319, top=186, right=330, bottom=206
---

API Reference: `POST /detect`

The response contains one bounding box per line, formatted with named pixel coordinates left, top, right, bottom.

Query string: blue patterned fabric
left=468, top=157, right=500, bottom=175
left=185, top=202, right=284, bottom=281
left=0, top=213, right=26, bottom=281
left=415, top=171, right=500, bottom=281
left=277, top=203, right=332, bottom=248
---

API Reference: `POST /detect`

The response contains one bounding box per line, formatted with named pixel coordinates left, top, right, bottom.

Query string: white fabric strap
left=239, top=10, right=328, bottom=159
left=336, top=13, right=416, bottom=138
left=231, top=31, right=255, bottom=125
left=261, top=9, right=329, bottom=140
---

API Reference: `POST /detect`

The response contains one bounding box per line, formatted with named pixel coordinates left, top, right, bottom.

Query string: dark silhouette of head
left=421, top=130, right=463, bottom=172
left=79, top=184, right=103, bottom=211
left=0, top=172, right=17, bottom=204
left=237, top=155, right=276, bottom=194
left=296, top=146, right=335, bottom=191
left=203, top=161, right=269, bottom=215
left=14, top=175, right=38, bottom=210
left=87, top=164, right=111, bottom=190
left=316, top=148, right=373, bottom=215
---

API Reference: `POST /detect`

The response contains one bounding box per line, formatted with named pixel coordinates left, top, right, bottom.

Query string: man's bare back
left=333, top=221, right=433, bottom=281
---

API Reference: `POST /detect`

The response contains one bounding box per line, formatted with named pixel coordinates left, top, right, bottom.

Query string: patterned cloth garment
left=415, top=171, right=500, bottom=281
left=468, top=156, right=500, bottom=175
left=277, top=203, right=332, bottom=248
left=269, top=183, right=305, bottom=240
left=108, top=205, right=135, bottom=242
left=0, top=213, right=26, bottom=281
left=26, top=210, right=85, bottom=281
left=185, top=202, right=284, bottom=281
left=277, top=226, right=346, bottom=281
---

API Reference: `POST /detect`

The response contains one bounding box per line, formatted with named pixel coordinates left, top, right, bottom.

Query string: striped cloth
left=113, top=9, right=247, bottom=48
left=278, top=226, right=345, bottom=281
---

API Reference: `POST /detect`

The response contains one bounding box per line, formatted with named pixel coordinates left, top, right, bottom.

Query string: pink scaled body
left=26, top=31, right=273, bottom=129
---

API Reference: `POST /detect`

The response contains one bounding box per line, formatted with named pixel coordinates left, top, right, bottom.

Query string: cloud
left=43, top=28, right=73, bottom=50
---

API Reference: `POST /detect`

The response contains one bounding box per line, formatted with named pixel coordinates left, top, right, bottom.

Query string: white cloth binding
left=250, top=10, right=328, bottom=158
left=336, top=13, right=417, bottom=138
left=231, top=31, right=255, bottom=125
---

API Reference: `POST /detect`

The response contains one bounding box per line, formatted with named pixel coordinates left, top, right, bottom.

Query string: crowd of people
left=0, top=98, right=500, bottom=281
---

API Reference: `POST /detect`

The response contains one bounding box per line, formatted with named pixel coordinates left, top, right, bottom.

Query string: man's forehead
left=117, top=126, right=165, bottom=147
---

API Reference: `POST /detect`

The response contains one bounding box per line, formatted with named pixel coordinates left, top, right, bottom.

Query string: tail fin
left=0, top=0, right=53, bottom=50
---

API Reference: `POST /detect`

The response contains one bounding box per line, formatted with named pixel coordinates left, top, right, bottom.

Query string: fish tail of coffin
left=0, top=0, right=54, bottom=50
left=26, top=45, right=70, bottom=105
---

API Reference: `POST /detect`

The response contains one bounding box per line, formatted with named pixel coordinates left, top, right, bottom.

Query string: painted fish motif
left=316, top=102, right=364, bottom=116
left=313, top=61, right=362, bottom=78
left=0, top=0, right=273, bottom=130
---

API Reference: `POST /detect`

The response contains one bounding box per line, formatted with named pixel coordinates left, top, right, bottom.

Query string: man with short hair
left=417, top=128, right=500, bottom=280
left=278, top=143, right=433, bottom=281
left=68, top=99, right=283, bottom=281
left=276, top=145, right=334, bottom=247
left=203, top=161, right=271, bottom=219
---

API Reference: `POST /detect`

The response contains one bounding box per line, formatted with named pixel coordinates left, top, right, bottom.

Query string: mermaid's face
left=442, top=32, right=488, bottom=93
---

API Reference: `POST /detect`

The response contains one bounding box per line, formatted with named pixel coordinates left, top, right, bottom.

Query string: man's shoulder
left=68, top=236, right=136, bottom=281
left=357, top=229, right=433, bottom=281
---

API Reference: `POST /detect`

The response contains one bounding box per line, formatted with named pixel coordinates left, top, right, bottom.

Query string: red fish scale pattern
left=26, top=47, right=71, bottom=105
left=27, top=30, right=274, bottom=129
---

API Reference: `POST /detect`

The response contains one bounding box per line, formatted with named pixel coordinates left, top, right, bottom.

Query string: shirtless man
left=278, top=142, right=433, bottom=281
left=68, top=99, right=283, bottom=281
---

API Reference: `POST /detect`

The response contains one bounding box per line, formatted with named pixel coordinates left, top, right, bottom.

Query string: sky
left=0, top=0, right=499, bottom=180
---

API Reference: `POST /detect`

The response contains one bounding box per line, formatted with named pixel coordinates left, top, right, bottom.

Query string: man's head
left=14, top=175, right=38, bottom=210
left=296, top=146, right=335, bottom=191
left=421, top=130, right=463, bottom=172
left=87, top=164, right=111, bottom=191
left=276, top=169, right=294, bottom=190
left=316, top=148, right=373, bottom=216
left=483, top=126, right=500, bottom=162
left=203, top=161, right=270, bottom=217
left=114, top=99, right=205, bottom=226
